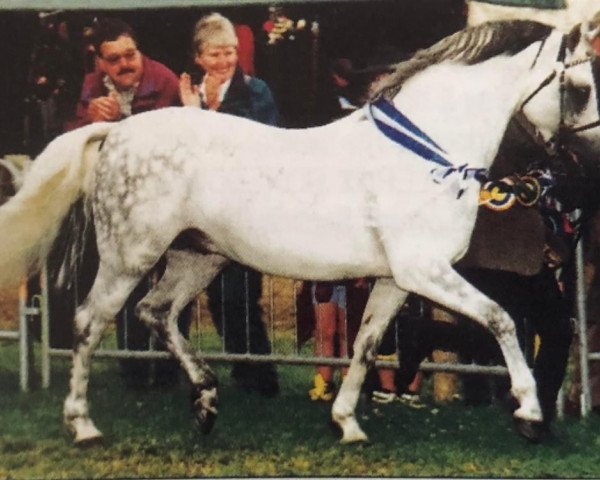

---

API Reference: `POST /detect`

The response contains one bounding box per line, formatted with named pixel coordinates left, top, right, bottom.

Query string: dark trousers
left=207, top=264, right=271, bottom=355
left=206, top=263, right=278, bottom=395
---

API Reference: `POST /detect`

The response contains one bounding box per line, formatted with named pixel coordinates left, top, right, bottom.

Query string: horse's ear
left=589, top=10, right=600, bottom=42
left=566, top=23, right=582, bottom=53
left=566, top=21, right=600, bottom=57
left=576, top=18, right=600, bottom=54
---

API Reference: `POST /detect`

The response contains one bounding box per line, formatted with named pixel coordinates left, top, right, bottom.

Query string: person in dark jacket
left=179, top=12, right=279, bottom=396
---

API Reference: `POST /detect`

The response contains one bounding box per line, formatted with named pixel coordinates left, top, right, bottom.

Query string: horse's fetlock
left=332, top=408, right=351, bottom=422
left=72, top=323, right=91, bottom=351
left=191, top=373, right=218, bottom=396
left=190, top=383, right=219, bottom=434
left=332, top=396, right=354, bottom=419
left=64, top=397, right=88, bottom=418
left=192, top=361, right=218, bottom=386
left=191, top=387, right=218, bottom=409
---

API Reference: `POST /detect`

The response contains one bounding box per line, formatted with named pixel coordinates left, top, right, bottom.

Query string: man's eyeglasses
left=101, top=49, right=139, bottom=66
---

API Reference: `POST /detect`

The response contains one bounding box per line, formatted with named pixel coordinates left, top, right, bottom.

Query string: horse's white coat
left=0, top=24, right=599, bottom=444
left=93, top=49, right=547, bottom=281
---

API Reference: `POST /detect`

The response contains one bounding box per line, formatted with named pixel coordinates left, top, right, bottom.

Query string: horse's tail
left=0, top=122, right=112, bottom=287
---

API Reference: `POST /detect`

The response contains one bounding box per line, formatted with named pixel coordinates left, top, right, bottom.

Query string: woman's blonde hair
left=193, top=12, right=238, bottom=54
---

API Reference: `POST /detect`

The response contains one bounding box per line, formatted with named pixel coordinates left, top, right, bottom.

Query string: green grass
left=2, top=341, right=600, bottom=479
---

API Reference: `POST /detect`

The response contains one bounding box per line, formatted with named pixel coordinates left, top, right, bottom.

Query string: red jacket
left=65, top=55, right=179, bottom=131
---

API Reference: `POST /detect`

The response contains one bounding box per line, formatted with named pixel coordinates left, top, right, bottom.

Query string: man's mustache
left=117, top=68, right=136, bottom=76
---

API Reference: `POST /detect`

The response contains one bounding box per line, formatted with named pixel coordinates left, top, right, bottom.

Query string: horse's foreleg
left=403, top=263, right=542, bottom=428
left=135, top=249, right=228, bottom=434
left=64, top=263, right=143, bottom=444
left=332, top=278, right=408, bottom=443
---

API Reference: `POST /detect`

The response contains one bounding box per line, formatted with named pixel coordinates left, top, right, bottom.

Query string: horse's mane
left=372, top=20, right=554, bottom=101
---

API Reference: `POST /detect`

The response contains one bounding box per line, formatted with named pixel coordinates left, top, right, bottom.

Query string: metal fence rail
left=36, top=274, right=513, bottom=389
left=0, top=330, right=19, bottom=340
left=5, top=258, right=598, bottom=419
left=45, top=347, right=510, bottom=375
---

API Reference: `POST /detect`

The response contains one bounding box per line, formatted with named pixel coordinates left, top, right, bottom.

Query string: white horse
left=1, top=20, right=600, bottom=445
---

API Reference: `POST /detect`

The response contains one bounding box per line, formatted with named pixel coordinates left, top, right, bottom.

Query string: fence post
left=575, top=239, right=592, bottom=417
left=431, top=306, right=460, bottom=402
left=40, top=266, right=51, bottom=388
left=18, top=279, right=29, bottom=392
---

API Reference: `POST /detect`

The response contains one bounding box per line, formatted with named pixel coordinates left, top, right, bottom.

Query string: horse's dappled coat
left=0, top=20, right=600, bottom=444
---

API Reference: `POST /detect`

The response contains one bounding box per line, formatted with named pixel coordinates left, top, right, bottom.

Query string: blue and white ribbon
left=431, top=164, right=488, bottom=199
left=367, top=98, right=488, bottom=198
left=367, top=98, right=452, bottom=167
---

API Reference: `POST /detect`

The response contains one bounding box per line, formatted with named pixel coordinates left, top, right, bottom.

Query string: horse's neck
left=392, top=33, right=562, bottom=170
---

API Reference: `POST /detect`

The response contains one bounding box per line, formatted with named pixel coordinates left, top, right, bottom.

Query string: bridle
left=516, top=34, right=600, bottom=155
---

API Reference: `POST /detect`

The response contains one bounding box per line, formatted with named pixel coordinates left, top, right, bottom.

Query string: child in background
left=308, top=279, right=403, bottom=402
left=308, top=280, right=367, bottom=400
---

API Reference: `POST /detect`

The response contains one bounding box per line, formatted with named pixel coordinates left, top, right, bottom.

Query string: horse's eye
left=569, top=84, right=591, bottom=109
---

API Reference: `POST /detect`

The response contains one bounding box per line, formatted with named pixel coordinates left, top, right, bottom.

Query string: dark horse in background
left=393, top=115, right=600, bottom=439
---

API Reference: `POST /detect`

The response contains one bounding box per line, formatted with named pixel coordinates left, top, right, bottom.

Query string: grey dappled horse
left=1, top=20, right=600, bottom=444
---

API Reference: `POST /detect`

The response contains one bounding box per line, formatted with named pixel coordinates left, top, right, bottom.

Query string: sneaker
left=398, top=392, right=426, bottom=409
left=309, top=373, right=335, bottom=401
left=372, top=389, right=398, bottom=404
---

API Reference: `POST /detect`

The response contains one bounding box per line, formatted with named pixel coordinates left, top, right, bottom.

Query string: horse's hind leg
left=403, top=263, right=542, bottom=428
left=134, top=249, right=228, bottom=434
left=64, top=262, right=145, bottom=444
left=332, top=278, right=408, bottom=443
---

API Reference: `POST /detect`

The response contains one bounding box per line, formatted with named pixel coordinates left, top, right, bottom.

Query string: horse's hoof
left=191, top=385, right=218, bottom=435
left=513, top=417, right=543, bottom=443
left=67, top=417, right=104, bottom=446
left=194, top=409, right=217, bottom=435
left=340, top=430, right=369, bottom=444
left=73, top=426, right=104, bottom=446
left=333, top=416, right=369, bottom=444
left=74, top=433, right=104, bottom=447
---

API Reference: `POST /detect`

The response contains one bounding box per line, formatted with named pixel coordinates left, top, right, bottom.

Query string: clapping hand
left=179, top=72, right=201, bottom=107
left=203, top=73, right=223, bottom=110
left=88, top=91, right=121, bottom=122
